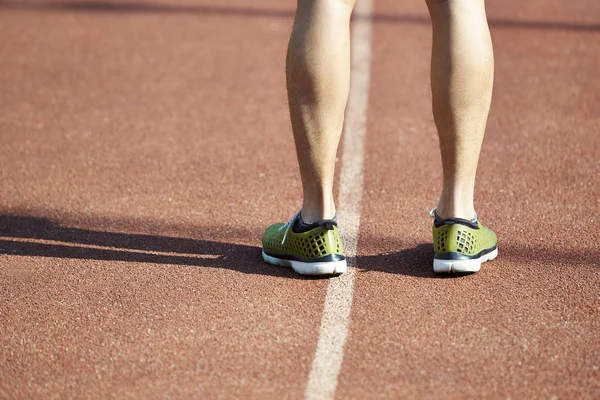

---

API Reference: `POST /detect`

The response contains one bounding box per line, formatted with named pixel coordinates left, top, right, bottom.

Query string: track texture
left=1, top=0, right=599, bottom=399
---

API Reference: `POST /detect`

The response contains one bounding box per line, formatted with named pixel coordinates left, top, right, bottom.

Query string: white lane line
left=304, top=0, right=373, bottom=398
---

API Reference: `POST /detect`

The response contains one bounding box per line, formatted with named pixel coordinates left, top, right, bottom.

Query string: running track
left=1, top=0, right=599, bottom=399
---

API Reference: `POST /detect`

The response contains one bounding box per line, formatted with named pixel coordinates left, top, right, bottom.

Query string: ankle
left=436, top=202, right=476, bottom=220
left=301, top=203, right=336, bottom=223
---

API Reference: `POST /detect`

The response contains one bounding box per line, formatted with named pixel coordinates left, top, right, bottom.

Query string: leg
left=287, top=0, right=355, bottom=222
left=426, top=0, right=494, bottom=219
left=427, top=0, right=498, bottom=273
left=261, top=0, right=353, bottom=276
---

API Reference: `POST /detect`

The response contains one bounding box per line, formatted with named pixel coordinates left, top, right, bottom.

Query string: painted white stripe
left=304, top=1, right=373, bottom=399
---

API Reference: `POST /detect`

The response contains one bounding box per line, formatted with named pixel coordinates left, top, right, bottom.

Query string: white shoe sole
left=262, top=250, right=347, bottom=276
left=433, top=248, right=498, bottom=274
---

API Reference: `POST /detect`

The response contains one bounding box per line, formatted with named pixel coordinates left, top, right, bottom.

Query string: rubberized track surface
left=1, top=0, right=599, bottom=398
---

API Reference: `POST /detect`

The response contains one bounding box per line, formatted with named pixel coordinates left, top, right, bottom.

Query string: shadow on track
left=357, top=241, right=599, bottom=278
left=3, top=215, right=596, bottom=279
left=1, top=0, right=599, bottom=32
left=0, top=215, right=306, bottom=279
left=356, top=244, right=442, bottom=279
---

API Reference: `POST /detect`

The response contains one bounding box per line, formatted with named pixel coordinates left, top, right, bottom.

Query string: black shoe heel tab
left=433, top=211, right=479, bottom=229
left=323, top=221, right=336, bottom=230
left=292, top=217, right=338, bottom=233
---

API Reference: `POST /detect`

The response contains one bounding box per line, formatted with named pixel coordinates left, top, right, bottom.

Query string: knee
left=424, top=0, right=452, bottom=20
left=425, top=0, right=486, bottom=10
left=425, top=0, right=488, bottom=25
left=297, top=0, right=356, bottom=10
left=325, top=0, right=356, bottom=7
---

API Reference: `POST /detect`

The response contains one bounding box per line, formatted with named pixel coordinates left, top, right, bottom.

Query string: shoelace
left=278, top=210, right=301, bottom=245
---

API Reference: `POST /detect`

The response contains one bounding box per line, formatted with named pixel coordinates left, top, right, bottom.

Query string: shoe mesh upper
left=262, top=223, right=344, bottom=260
left=433, top=221, right=497, bottom=256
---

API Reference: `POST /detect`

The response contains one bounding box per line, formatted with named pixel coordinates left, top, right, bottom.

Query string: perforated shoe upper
left=262, top=221, right=345, bottom=262
left=433, top=220, right=497, bottom=258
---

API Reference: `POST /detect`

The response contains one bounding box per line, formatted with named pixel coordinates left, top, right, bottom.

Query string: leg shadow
left=356, top=240, right=599, bottom=277
left=0, top=215, right=303, bottom=279
left=356, top=243, right=456, bottom=278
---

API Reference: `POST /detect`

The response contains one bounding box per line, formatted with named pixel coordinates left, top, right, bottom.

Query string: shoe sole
left=262, top=250, right=347, bottom=276
left=433, top=248, right=498, bottom=274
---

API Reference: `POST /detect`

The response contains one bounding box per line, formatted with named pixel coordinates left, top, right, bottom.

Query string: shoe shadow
left=356, top=240, right=599, bottom=277
left=356, top=243, right=465, bottom=279
left=0, top=214, right=305, bottom=279
left=6, top=215, right=592, bottom=280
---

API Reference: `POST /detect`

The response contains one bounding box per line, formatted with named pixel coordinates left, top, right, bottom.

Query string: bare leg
left=287, top=0, right=355, bottom=222
left=426, top=0, right=494, bottom=219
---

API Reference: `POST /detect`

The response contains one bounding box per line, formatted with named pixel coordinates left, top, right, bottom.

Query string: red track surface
left=1, top=0, right=599, bottom=399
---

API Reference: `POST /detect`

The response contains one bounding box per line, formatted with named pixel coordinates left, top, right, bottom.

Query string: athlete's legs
left=426, top=0, right=494, bottom=219
left=287, top=0, right=355, bottom=223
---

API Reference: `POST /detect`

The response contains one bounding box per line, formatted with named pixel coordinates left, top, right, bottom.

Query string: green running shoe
left=431, top=209, right=498, bottom=273
left=261, top=211, right=346, bottom=276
